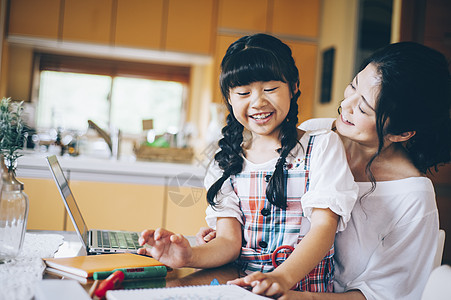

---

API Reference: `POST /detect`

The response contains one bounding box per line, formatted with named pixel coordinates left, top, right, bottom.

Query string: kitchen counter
left=16, top=152, right=207, bottom=187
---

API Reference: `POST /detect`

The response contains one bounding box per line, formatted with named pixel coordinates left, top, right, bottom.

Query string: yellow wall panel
left=114, top=0, right=164, bottom=49
left=8, top=0, right=60, bottom=38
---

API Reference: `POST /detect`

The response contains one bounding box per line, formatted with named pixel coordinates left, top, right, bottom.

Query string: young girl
left=138, top=33, right=358, bottom=296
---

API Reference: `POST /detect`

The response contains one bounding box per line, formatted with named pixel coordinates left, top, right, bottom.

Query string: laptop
left=46, top=155, right=141, bottom=255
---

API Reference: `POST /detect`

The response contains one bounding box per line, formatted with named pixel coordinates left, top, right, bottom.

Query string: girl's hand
left=228, top=271, right=292, bottom=298
left=195, top=227, right=216, bottom=245
left=137, top=227, right=192, bottom=268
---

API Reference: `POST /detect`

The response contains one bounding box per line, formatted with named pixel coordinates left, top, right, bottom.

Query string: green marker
left=93, top=266, right=167, bottom=280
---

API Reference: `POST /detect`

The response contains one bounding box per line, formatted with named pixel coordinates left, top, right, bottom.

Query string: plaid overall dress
left=231, top=136, right=334, bottom=292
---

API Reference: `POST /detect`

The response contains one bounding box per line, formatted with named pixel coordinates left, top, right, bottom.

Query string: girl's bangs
left=221, top=48, right=287, bottom=90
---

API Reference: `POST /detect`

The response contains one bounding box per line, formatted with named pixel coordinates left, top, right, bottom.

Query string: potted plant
left=0, top=97, right=29, bottom=262
left=0, top=97, right=26, bottom=171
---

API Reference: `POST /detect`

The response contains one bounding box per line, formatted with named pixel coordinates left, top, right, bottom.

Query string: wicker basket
left=134, top=144, right=194, bottom=163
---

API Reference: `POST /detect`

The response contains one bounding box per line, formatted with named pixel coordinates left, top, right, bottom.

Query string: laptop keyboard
left=97, top=231, right=140, bottom=250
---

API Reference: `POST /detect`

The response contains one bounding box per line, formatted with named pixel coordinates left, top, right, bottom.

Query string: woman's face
left=228, top=80, right=291, bottom=140
left=336, top=63, right=381, bottom=147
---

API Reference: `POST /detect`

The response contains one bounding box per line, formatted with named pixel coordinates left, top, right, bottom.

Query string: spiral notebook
left=106, top=284, right=270, bottom=300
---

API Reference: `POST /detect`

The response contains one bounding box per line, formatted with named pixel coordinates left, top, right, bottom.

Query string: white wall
left=313, top=0, right=359, bottom=118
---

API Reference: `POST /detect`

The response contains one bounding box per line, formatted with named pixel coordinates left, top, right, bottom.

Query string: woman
left=197, top=42, right=451, bottom=299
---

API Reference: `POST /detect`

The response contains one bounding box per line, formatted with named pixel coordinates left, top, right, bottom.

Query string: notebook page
left=106, top=284, right=270, bottom=300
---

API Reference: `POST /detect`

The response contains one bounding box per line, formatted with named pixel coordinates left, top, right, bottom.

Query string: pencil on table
left=89, top=280, right=99, bottom=298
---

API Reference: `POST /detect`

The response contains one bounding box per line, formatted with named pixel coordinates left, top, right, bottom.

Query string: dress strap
left=303, top=135, right=316, bottom=191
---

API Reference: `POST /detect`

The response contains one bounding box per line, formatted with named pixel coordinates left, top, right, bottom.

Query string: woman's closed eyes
left=358, top=105, right=367, bottom=114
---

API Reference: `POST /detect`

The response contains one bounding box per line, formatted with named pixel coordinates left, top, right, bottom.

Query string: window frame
left=30, top=52, right=191, bottom=136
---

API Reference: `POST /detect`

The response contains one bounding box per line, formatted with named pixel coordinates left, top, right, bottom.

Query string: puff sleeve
left=301, top=131, right=358, bottom=231
left=204, top=161, right=243, bottom=229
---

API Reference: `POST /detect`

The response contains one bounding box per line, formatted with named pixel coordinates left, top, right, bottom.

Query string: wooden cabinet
left=19, top=178, right=66, bottom=231
left=22, top=177, right=165, bottom=233
left=64, top=0, right=218, bottom=53
left=287, top=41, right=318, bottom=123
left=114, top=0, right=164, bottom=49
left=164, top=185, right=208, bottom=235
left=7, top=0, right=321, bottom=57
left=62, top=0, right=113, bottom=44
left=271, top=0, right=320, bottom=38
left=20, top=177, right=166, bottom=232
left=217, top=0, right=320, bottom=38
left=212, top=34, right=238, bottom=103
left=68, top=180, right=165, bottom=233
left=0, top=1, right=6, bottom=98
left=20, top=176, right=208, bottom=236
left=165, top=0, right=216, bottom=54
left=8, top=0, right=61, bottom=39
left=218, top=0, right=268, bottom=32
left=8, top=0, right=217, bottom=55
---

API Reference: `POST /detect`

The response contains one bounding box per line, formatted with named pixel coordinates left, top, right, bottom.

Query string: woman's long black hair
left=207, top=33, right=301, bottom=209
left=359, top=42, right=451, bottom=190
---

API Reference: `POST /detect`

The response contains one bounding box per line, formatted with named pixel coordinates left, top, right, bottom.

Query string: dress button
left=261, top=208, right=270, bottom=216
left=258, top=241, right=268, bottom=248
left=264, top=175, right=271, bottom=183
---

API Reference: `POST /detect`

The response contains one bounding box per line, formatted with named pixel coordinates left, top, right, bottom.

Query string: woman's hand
left=195, top=227, right=216, bottom=245
left=228, top=271, right=293, bottom=298
left=137, top=227, right=192, bottom=268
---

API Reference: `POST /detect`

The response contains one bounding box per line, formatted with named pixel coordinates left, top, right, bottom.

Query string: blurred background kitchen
left=0, top=0, right=450, bottom=262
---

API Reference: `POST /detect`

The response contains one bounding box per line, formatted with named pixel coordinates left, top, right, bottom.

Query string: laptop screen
left=46, top=155, right=89, bottom=247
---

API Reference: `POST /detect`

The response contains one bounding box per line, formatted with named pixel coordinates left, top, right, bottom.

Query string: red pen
left=94, top=270, right=124, bottom=299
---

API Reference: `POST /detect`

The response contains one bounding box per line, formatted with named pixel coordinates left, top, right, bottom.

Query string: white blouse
left=335, top=178, right=439, bottom=300
left=300, top=118, right=439, bottom=299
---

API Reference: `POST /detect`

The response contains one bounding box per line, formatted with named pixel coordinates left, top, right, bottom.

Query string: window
left=35, top=53, right=190, bottom=136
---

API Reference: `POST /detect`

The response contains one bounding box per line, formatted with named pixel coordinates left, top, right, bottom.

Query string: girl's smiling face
left=336, top=63, right=381, bottom=147
left=228, top=80, right=291, bottom=140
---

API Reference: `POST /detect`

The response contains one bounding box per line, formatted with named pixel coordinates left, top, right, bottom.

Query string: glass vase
left=0, top=159, right=29, bottom=262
